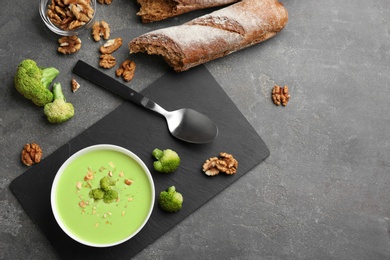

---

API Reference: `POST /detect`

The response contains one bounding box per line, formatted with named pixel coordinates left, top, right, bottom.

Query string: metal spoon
left=73, top=60, right=218, bottom=144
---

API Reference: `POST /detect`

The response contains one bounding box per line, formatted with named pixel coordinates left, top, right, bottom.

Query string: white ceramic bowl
left=51, top=144, right=155, bottom=247
left=39, top=0, right=97, bottom=36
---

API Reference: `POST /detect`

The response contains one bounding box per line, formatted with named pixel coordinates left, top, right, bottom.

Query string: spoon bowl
left=162, top=108, right=218, bottom=143
left=73, top=60, right=218, bottom=144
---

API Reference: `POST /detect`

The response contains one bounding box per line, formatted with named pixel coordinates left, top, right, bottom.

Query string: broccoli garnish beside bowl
left=43, top=82, right=74, bottom=123
left=159, top=186, right=183, bottom=213
left=152, top=148, right=180, bottom=173
left=14, top=59, right=59, bottom=106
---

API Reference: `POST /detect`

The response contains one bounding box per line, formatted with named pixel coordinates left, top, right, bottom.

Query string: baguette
left=129, top=0, right=288, bottom=72
left=136, top=0, right=239, bottom=23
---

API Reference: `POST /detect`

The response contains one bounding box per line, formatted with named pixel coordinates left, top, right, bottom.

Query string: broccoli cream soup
left=53, top=148, right=153, bottom=246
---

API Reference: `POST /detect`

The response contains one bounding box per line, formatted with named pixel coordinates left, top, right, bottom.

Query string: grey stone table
left=1, top=0, right=390, bottom=259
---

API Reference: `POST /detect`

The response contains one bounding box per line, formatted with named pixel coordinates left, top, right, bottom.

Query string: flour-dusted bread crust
left=136, top=0, right=239, bottom=23
left=129, top=0, right=288, bottom=72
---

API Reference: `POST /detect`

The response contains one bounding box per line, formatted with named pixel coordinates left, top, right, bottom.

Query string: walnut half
left=116, top=60, right=136, bottom=82
left=58, top=36, right=82, bottom=54
left=272, top=85, right=290, bottom=106
left=98, top=0, right=113, bottom=4
left=21, top=143, right=42, bottom=166
left=99, top=54, right=116, bottom=68
left=202, top=152, right=238, bottom=176
left=100, top=38, right=122, bottom=54
left=92, top=20, right=110, bottom=41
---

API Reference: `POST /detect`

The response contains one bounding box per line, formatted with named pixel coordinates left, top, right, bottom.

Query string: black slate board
left=10, top=65, right=270, bottom=260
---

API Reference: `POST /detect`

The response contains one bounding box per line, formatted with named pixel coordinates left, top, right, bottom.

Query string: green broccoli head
left=99, top=176, right=116, bottom=191
left=152, top=148, right=180, bottom=173
left=43, top=82, right=74, bottom=123
left=89, top=188, right=105, bottom=200
left=89, top=177, right=118, bottom=204
left=158, top=186, right=183, bottom=212
left=14, top=59, right=59, bottom=106
left=103, top=189, right=119, bottom=204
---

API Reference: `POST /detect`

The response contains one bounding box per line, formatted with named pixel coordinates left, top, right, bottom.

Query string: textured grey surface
left=1, top=0, right=390, bottom=259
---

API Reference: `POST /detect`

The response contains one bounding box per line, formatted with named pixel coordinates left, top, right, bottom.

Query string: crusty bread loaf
left=136, top=0, right=239, bottom=23
left=129, top=0, right=288, bottom=72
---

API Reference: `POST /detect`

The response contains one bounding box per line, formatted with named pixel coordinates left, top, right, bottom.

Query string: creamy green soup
left=53, top=148, right=153, bottom=246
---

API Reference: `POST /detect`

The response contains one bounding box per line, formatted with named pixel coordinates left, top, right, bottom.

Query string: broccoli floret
left=43, top=82, right=74, bottom=123
left=14, top=59, right=59, bottom=106
left=159, top=186, right=183, bottom=212
left=103, top=189, right=119, bottom=203
left=89, top=188, right=105, bottom=200
left=152, top=148, right=180, bottom=173
left=89, top=176, right=118, bottom=203
left=100, top=176, right=116, bottom=191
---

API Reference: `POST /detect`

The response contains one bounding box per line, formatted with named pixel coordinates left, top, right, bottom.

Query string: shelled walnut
left=202, top=152, right=238, bottom=176
left=71, top=78, right=80, bottom=92
left=92, top=20, right=110, bottom=41
left=116, top=60, right=136, bottom=82
left=97, top=0, right=113, bottom=4
left=99, top=54, right=116, bottom=68
left=100, top=38, right=122, bottom=54
left=21, top=143, right=43, bottom=166
left=58, top=36, right=82, bottom=54
left=272, top=85, right=290, bottom=106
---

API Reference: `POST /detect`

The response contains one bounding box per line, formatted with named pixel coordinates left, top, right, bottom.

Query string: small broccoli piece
left=89, top=177, right=118, bottom=204
left=14, top=59, right=59, bottom=106
left=100, top=176, right=116, bottom=191
left=152, top=148, right=180, bottom=173
left=103, top=189, right=118, bottom=203
left=158, top=186, right=183, bottom=212
left=89, top=188, right=105, bottom=200
left=43, top=82, right=74, bottom=123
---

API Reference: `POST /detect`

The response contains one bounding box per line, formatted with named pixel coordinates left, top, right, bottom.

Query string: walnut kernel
left=272, top=85, right=290, bottom=106
left=71, top=78, right=80, bottom=92
left=58, top=35, right=82, bottom=54
left=116, top=60, right=136, bottom=82
left=202, top=157, right=219, bottom=176
left=100, top=38, right=122, bottom=54
left=21, top=143, right=43, bottom=166
left=92, top=20, right=110, bottom=41
left=47, top=0, right=94, bottom=31
left=202, top=153, right=238, bottom=176
left=99, top=54, right=116, bottom=68
left=97, top=0, right=113, bottom=5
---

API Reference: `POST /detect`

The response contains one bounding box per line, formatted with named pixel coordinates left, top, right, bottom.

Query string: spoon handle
left=72, top=60, right=153, bottom=109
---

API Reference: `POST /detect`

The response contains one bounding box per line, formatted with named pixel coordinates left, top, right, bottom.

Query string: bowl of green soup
left=51, top=144, right=155, bottom=247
